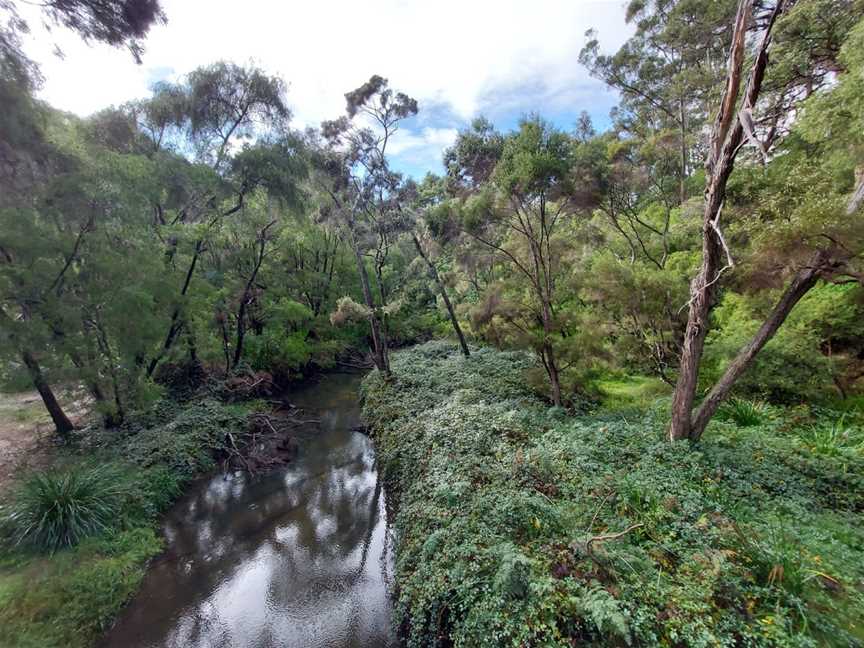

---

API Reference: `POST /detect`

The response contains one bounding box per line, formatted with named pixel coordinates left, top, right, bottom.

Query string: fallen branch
left=585, top=523, right=644, bottom=557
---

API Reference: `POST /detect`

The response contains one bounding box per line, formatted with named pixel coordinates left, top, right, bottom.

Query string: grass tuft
left=717, top=396, right=769, bottom=426
left=2, top=467, right=125, bottom=553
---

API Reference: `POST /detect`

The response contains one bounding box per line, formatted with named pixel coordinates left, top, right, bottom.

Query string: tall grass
left=2, top=467, right=125, bottom=553
left=801, top=413, right=864, bottom=456
left=717, top=397, right=768, bottom=427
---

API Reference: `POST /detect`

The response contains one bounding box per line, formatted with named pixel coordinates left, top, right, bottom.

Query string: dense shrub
left=364, top=342, right=864, bottom=648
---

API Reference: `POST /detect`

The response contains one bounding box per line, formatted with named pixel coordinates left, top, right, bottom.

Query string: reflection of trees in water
left=106, top=434, right=393, bottom=647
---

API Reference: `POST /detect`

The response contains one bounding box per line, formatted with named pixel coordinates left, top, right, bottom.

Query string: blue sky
left=18, top=0, right=631, bottom=179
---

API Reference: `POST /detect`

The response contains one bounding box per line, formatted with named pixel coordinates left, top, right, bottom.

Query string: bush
left=2, top=467, right=126, bottom=553
left=0, top=395, right=261, bottom=647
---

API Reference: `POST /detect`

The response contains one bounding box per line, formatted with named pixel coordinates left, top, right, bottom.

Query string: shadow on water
left=100, top=373, right=397, bottom=648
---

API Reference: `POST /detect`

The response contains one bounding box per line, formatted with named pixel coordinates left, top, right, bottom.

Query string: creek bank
left=361, top=341, right=864, bottom=647
left=100, top=371, right=397, bottom=648
left=0, top=369, right=350, bottom=648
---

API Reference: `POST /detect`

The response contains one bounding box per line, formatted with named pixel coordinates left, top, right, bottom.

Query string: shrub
left=2, top=467, right=126, bottom=553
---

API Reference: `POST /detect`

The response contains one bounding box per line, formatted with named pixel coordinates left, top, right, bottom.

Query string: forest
left=1, top=0, right=863, bottom=646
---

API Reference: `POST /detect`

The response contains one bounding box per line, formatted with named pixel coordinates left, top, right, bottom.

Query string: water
left=101, top=373, right=396, bottom=648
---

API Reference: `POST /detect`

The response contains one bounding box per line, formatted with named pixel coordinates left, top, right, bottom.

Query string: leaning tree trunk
left=232, top=220, right=274, bottom=370
left=688, top=250, right=833, bottom=440
left=147, top=240, right=203, bottom=378
left=21, top=350, right=74, bottom=438
left=351, top=239, right=390, bottom=376
left=412, top=235, right=470, bottom=358
left=669, top=0, right=786, bottom=441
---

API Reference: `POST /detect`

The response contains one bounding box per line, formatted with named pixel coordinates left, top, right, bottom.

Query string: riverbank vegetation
left=364, top=342, right=864, bottom=647
left=2, top=0, right=864, bottom=645
left=0, top=395, right=277, bottom=647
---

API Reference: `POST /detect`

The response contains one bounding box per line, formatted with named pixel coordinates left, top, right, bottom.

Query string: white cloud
left=16, top=0, right=631, bottom=173
left=387, top=126, right=460, bottom=175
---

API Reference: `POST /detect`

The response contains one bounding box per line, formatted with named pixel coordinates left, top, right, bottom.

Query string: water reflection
left=101, top=373, right=396, bottom=648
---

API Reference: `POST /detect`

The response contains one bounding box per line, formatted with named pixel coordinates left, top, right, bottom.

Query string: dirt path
left=0, top=390, right=90, bottom=496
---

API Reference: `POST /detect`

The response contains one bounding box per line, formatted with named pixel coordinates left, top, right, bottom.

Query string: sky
left=18, top=0, right=632, bottom=178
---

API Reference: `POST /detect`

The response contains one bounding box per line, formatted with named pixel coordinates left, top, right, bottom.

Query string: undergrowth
left=363, top=341, right=864, bottom=647
left=0, top=397, right=260, bottom=648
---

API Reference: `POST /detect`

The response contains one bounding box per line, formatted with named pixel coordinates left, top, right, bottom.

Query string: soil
left=0, top=389, right=90, bottom=497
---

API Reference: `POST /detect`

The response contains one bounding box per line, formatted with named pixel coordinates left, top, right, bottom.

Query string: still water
left=101, top=373, right=396, bottom=648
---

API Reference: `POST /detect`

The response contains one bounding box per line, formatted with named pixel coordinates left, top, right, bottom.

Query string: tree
left=317, top=75, right=418, bottom=376
left=454, top=117, right=591, bottom=406
left=140, top=63, right=301, bottom=378
left=1, top=0, right=165, bottom=63
left=580, top=0, right=738, bottom=203
left=669, top=0, right=864, bottom=441
left=409, top=175, right=470, bottom=357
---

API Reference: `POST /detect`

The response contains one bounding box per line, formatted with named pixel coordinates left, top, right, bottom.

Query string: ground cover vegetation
left=1, top=0, right=864, bottom=645
left=0, top=394, right=267, bottom=647
left=363, top=342, right=864, bottom=647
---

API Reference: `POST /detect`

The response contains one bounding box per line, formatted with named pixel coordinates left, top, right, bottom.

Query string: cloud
left=16, top=0, right=631, bottom=175
left=387, top=126, right=460, bottom=177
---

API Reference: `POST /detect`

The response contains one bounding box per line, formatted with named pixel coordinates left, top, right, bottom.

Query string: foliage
left=0, top=395, right=261, bottom=647
left=1, top=466, right=126, bottom=552
left=364, top=343, right=864, bottom=647
left=0, top=527, right=163, bottom=648
left=716, top=397, right=769, bottom=427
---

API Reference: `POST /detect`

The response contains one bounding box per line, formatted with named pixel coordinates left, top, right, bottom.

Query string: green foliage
left=799, top=414, right=864, bottom=458
left=717, top=397, right=769, bottom=427
left=246, top=330, right=313, bottom=374
left=0, top=527, right=163, bottom=648
left=365, top=343, right=864, bottom=647
left=2, top=467, right=126, bottom=553
left=0, top=395, right=260, bottom=647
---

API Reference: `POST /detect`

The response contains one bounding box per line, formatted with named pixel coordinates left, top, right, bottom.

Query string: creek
left=100, top=372, right=396, bottom=648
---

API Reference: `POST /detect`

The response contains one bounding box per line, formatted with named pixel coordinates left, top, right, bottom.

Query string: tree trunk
left=540, top=299, right=563, bottom=407
left=21, top=350, right=74, bottom=438
left=412, top=235, right=470, bottom=358
left=668, top=213, right=723, bottom=440
left=94, top=315, right=125, bottom=426
left=679, top=97, right=688, bottom=204
left=688, top=251, right=830, bottom=440
left=668, top=0, right=786, bottom=441
left=147, top=240, right=203, bottom=378
left=233, top=221, right=274, bottom=370
left=543, top=342, right=563, bottom=407
left=352, top=239, right=390, bottom=375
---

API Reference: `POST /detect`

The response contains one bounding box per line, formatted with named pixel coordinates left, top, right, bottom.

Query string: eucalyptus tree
left=0, top=0, right=166, bottom=433
left=408, top=175, right=470, bottom=357
left=137, top=63, right=302, bottom=378
left=317, top=75, right=418, bottom=376
left=669, top=1, right=864, bottom=441
left=452, top=117, right=592, bottom=406
left=580, top=0, right=738, bottom=203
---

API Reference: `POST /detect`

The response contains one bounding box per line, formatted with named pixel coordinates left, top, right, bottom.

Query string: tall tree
left=317, top=75, right=418, bottom=376
left=409, top=176, right=470, bottom=357
left=580, top=0, right=738, bottom=203
left=668, top=0, right=864, bottom=441
left=454, top=117, right=591, bottom=405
